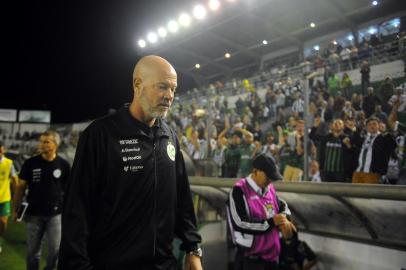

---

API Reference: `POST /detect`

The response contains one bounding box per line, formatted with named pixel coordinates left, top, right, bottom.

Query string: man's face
left=38, top=135, right=57, bottom=154
left=296, top=122, right=305, bottom=135
left=310, top=161, right=319, bottom=174
left=139, top=68, right=177, bottom=119
left=367, top=120, right=379, bottom=134
left=331, top=120, right=344, bottom=134
left=232, top=135, right=241, bottom=145
left=345, top=119, right=355, bottom=130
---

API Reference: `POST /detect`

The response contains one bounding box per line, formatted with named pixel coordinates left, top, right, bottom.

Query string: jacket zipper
left=152, top=142, right=157, bottom=256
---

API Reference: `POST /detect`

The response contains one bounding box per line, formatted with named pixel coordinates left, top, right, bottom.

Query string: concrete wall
left=300, top=232, right=406, bottom=270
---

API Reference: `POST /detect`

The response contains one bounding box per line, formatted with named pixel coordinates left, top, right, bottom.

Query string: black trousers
left=235, top=250, right=279, bottom=270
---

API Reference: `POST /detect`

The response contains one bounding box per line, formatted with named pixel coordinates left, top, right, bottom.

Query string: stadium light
left=262, top=40, right=268, bottom=45
left=138, top=39, right=146, bottom=48
left=168, top=20, right=179, bottom=33
left=368, top=27, right=377, bottom=35
left=147, top=32, right=158, bottom=43
left=195, top=63, right=201, bottom=69
left=372, top=1, right=378, bottom=6
left=179, top=13, right=191, bottom=27
left=158, top=27, right=167, bottom=38
left=333, top=40, right=337, bottom=45
left=313, top=45, right=320, bottom=51
left=310, top=22, right=316, bottom=28
left=225, top=52, right=231, bottom=58
left=193, top=5, right=207, bottom=20
left=347, top=34, right=354, bottom=41
left=208, top=0, right=221, bottom=11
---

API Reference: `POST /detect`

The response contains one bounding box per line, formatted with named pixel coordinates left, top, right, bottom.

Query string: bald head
left=133, top=55, right=176, bottom=86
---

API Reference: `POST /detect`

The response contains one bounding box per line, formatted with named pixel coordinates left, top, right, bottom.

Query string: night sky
left=3, top=0, right=197, bottom=123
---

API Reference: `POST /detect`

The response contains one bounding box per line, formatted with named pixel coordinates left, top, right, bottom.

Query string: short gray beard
left=139, top=93, right=169, bottom=119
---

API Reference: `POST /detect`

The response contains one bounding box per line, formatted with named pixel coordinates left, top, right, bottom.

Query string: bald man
left=59, top=56, right=202, bottom=270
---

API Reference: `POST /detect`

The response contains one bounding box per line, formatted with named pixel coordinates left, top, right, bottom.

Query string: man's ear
left=133, top=78, right=142, bottom=96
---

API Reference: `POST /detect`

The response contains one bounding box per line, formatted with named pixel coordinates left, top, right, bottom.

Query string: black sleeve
left=227, top=186, right=276, bottom=235
left=58, top=124, right=105, bottom=270
left=174, top=137, right=202, bottom=252
left=19, top=158, right=32, bottom=182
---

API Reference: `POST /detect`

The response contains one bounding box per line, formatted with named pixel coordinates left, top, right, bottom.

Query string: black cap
left=253, top=154, right=283, bottom=181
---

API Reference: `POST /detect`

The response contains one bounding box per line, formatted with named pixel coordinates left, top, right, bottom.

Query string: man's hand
left=279, top=220, right=297, bottom=240
left=184, top=254, right=203, bottom=270
left=342, top=137, right=351, bottom=148
left=273, top=213, right=288, bottom=226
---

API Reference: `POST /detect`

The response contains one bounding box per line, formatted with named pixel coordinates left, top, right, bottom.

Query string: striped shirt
left=324, top=138, right=343, bottom=172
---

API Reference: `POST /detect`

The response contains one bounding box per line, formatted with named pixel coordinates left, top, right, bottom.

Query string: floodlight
left=372, top=1, right=378, bottom=6
left=208, top=0, right=221, bottom=11
left=195, top=64, right=201, bottom=69
left=333, top=40, right=337, bottom=45
left=262, top=40, right=268, bottom=45
left=138, top=39, right=146, bottom=48
left=368, top=27, right=377, bottom=35
left=179, top=13, right=191, bottom=27
left=225, top=52, right=231, bottom=58
left=168, top=20, right=179, bottom=33
left=193, top=5, right=207, bottom=20
left=147, top=32, right=158, bottom=43
left=347, top=35, right=354, bottom=41
left=392, top=18, right=400, bottom=28
left=310, top=22, right=316, bottom=28
left=313, top=45, right=320, bottom=51
left=158, top=27, right=167, bottom=38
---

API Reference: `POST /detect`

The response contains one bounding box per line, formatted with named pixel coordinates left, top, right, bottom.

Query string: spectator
left=360, top=60, right=371, bottom=95
left=310, top=119, right=353, bottom=182
left=340, top=46, right=352, bottom=70
left=308, top=160, right=321, bottom=183
left=282, top=120, right=310, bottom=181
left=223, top=130, right=243, bottom=178
left=352, top=117, right=396, bottom=184
left=363, top=87, right=381, bottom=118
left=340, top=72, right=353, bottom=100
left=327, top=73, right=341, bottom=97
left=343, top=101, right=356, bottom=119
left=372, top=104, right=388, bottom=124
left=237, top=128, right=256, bottom=177
left=378, top=77, right=395, bottom=113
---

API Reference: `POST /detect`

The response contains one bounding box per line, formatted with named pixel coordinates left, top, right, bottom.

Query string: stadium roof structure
left=139, top=0, right=406, bottom=86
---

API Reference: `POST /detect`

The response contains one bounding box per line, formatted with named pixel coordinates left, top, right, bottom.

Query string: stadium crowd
left=167, top=31, right=406, bottom=185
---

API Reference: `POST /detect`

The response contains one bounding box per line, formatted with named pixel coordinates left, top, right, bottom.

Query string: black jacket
left=58, top=107, right=201, bottom=270
left=352, top=132, right=397, bottom=175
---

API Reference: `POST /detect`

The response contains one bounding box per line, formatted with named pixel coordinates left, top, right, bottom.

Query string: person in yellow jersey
left=0, top=141, right=18, bottom=253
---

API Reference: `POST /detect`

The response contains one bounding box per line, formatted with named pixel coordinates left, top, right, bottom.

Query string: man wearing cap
left=0, top=141, right=18, bottom=253
left=227, top=154, right=295, bottom=270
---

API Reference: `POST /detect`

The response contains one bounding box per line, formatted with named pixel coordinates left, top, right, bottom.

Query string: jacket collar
left=246, top=174, right=269, bottom=197
left=119, top=106, right=172, bottom=139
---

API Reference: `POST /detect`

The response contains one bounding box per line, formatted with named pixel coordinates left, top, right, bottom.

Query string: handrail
left=189, top=176, right=406, bottom=201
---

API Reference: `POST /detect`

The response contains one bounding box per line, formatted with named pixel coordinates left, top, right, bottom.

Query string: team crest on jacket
left=167, top=141, right=176, bottom=161
left=53, top=169, right=62, bottom=178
